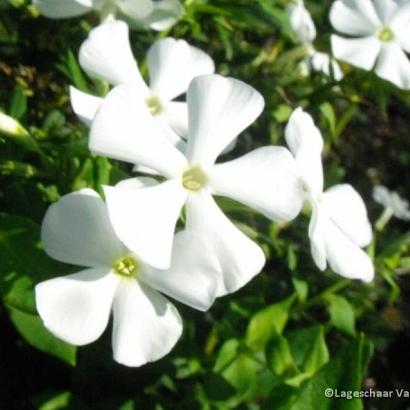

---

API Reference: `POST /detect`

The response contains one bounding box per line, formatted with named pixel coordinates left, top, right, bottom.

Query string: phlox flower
left=89, top=74, right=304, bottom=295
left=287, top=0, right=343, bottom=81
left=71, top=19, right=214, bottom=140
left=373, top=185, right=410, bottom=230
left=330, top=0, right=410, bottom=89
left=35, top=187, right=220, bottom=367
left=33, top=0, right=183, bottom=31
left=285, top=108, right=374, bottom=282
left=287, top=0, right=316, bottom=44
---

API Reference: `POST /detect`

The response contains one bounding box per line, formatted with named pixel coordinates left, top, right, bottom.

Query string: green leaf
left=328, top=295, right=356, bottom=337
left=266, top=335, right=295, bottom=376
left=8, top=86, right=27, bottom=120
left=38, top=391, right=71, bottom=410
left=9, top=307, right=76, bottom=366
left=0, top=213, right=70, bottom=313
left=286, top=325, right=329, bottom=385
left=292, top=278, right=308, bottom=303
left=246, top=295, right=296, bottom=350
left=270, top=335, right=373, bottom=410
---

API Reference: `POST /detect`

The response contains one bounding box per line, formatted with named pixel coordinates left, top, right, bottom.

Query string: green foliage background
left=1, top=0, right=410, bottom=409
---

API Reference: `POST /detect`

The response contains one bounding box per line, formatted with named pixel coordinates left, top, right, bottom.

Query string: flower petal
left=285, top=108, right=324, bottom=196
left=324, top=218, right=374, bottom=282
left=145, top=0, right=184, bottom=31
left=79, top=20, right=148, bottom=89
left=159, top=101, right=189, bottom=138
left=310, top=51, right=344, bottom=81
left=148, top=38, right=214, bottom=102
left=186, top=191, right=265, bottom=296
left=140, top=230, right=220, bottom=311
left=89, top=84, right=187, bottom=179
left=322, top=184, right=372, bottom=247
left=41, top=189, right=125, bottom=267
left=375, top=42, right=410, bottom=90
left=33, top=0, right=90, bottom=18
left=112, top=280, right=182, bottom=367
left=35, top=268, right=118, bottom=345
left=391, top=3, right=410, bottom=53
left=117, top=0, right=154, bottom=21
left=373, top=0, right=400, bottom=23
left=208, top=146, right=304, bottom=222
left=185, top=75, right=265, bottom=168
left=329, top=0, right=381, bottom=36
left=69, top=86, right=103, bottom=126
left=308, top=203, right=327, bottom=271
left=331, top=34, right=381, bottom=71
left=287, top=0, right=317, bottom=43
left=104, top=180, right=187, bottom=269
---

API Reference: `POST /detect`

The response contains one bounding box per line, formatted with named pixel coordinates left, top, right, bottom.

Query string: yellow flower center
left=182, top=166, right=208, bottom=192
left=113, top=255, right=139, bottom=278
left=145, top=95, right=162, bottom=115
left=378, top=26, right=394, bottom=42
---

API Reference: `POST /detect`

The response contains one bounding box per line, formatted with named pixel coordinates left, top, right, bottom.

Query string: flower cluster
left=32, top=0, right=382, bottom=367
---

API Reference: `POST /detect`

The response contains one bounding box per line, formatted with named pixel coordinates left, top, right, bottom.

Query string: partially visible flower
left=287, top=0, right=316, bottom=43
left=373, top=185, right=410, bottom=230
left=71, top=20, right=214, bottom=139
left=89, top=74, right=304, bottom=295
left=330, top=0, right=410, bottom=90
left=285, top=108, right=374, bottom=282
left=33, top=0, right=183, bottom=31
left=286, top=0, right=343, bottom=81
left=36, top=187, right=220, bottom=367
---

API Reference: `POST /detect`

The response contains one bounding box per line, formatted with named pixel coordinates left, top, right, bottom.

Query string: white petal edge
left=186, top=191, right=265, bottom=296
left=208, top=146, right=304, bottom=222
left=69, top=86, right=103, bottom=126
left=33, top=0, right=91, bottom=18
left=41, top=188, right=126, bottom=268
left=112, top=280, right=182, bottom=367
left=308, top=202, right=327, bottom=271
left=322, top=184, right=372, bottom=247
left=79, top=20, right=148, bottom=89
left=324, top=217, right=375, bottom=282
left=186, top=74, right=265, bottom=168
left=140, top=230, right=220, bottom=311
left=35, top=268, right=119, bottom=345
left=331, top=35, right=381, bottom=72
left=285, top=108, right=324, bottom=196
left=104, top=179, right=187, bottom=270
left=147, top=37, right=215, bottom=102
left=374, top=42, right=410, bottom=90
left=89, top=84, right=187, bottom=179
left=329, top=0, right=381, bottom=36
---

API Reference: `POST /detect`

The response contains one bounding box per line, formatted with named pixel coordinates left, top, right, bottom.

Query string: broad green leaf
left=286, top=325, right=329, bottom=385
left=328, top=295, right=356, bottom=337
left=9, top=307, right=76, bottom=366
left=246, top=295, right=296, bottom=350
left=271, top=335, right=373, bottom=410
left=292, top=278, right=308, bottom=303
left=266, top=335, right=295, bottom=376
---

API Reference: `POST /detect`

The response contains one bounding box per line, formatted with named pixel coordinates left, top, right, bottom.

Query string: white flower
left=287, top=0, right=317, bottom=43
left=307, top=48, right=344, bottom=81
left=33, top=0, right=183, bottom=31
left=287, top=1, right=343, bottom=81
left=35, top=186, right=220, bottom=367
left=373, top=185, right=410, bottom=221
left=88, top=74, right=304, bottom=295
left=70, top=20, right=214, bottom=140
left=285, top=108, right=374, bottom=282
left=330, top=0, right=410, bottom=89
